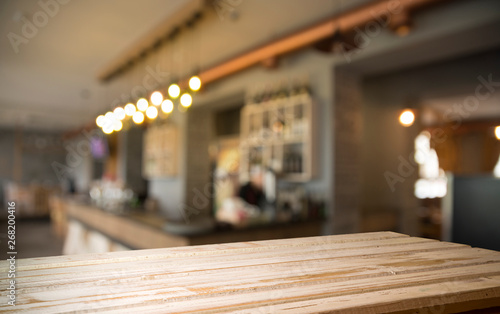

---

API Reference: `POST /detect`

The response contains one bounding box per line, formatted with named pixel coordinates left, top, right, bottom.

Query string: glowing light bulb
left=124, top=103, right=136, bottom=116
left=132, top=111, right=144, bottom=124
left=180, top=93, right=192, bottom=108
left=150, top=91, right=163, bottom=106
left=146, top=106, right=158, bottom=119
left=399, top=109, right=415, bottom=127
left=113, top=120, right=123, bottom=131
left=161, top=99, right=174, bottom=114
left=102, top=125, right=113, bottom=134
left=96, top=115, right=105, bottom=127
left=105, top=111, right=114, bottom=121
left=114, top=107, right=126, bottom=120
left=103, top=111, right=115, bottom=129
left=189, top=76, right=201, bottom=91
left=168, top=84, right=180, bottom=98
left=137, top=98, right=148, bottom=112
left=495, top=126, right=500, bottom=140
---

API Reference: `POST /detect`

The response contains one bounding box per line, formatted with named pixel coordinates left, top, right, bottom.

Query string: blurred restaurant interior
left=1, top=0, right=500, bottom=259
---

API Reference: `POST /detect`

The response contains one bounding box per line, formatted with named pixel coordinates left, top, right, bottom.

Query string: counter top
left=2, top=232, right=500, bottom=313
left=61, top=196, right=324, bottom=250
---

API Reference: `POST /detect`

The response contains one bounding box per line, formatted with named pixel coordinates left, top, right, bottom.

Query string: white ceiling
left=1, top=0, right=499, bottom=132
left=0, top=0, right=371, bottom=131
left=0, top=0, right=189, bottom=131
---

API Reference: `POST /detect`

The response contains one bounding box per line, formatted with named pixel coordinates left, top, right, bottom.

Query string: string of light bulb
left=95, top=75, right=201, bottom=134
left=94, top=12, right=203, bottom=135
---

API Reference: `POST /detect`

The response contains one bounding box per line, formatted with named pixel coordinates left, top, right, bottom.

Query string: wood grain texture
left=1, top=232, right=499, bottom=313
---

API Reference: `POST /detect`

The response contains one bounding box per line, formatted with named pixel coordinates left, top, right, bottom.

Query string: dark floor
left=0, top=217, right=64, bottom=260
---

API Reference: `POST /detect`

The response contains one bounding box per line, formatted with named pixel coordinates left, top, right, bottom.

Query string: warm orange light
left=102, top=125, right=113, bottom=134
left=495, top=126, right=500, bottom=140
left=161, top=99, right=174, bottom=114
left=150, top=91, right=163, bottom=106
left=168, top=84, right=180, bottom=98
left=189, top=76, right=201, bottom=91
left=399, top=109, right=415, bottom=127
left=113, top=107, right=126, bottom=120
left=96, top=115, right=105, bottom=127
left=180, top=93, right=192, bottom=108
left=132, top=111, right=145, bottom=124
left=113, top=120, right=123, bottom=132
left=137, top=98, right=148, bottom=112
left=146, top=106, right=158, bottom=119
left=124, top=103, right=136, bottom=116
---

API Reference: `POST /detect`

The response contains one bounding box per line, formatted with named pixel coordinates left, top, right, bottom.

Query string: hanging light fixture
left=137, top=98, right=149, bottom=111
left=124, top=103, right=136, bottom=116
left=146, top=106, right=158, bottom=119
left=168, top=84, right=180, bottom=98
left=495, top=126, right=500, bottom=140
left=132, top=111, right=145, bottom=124
left=180, top=93, right=192, bottom=108
left=104, top=111, right=114, bottom=121
left=399, top=109, right=415, bottom=127
left=150, top=43, right=165, bottom=107
left=161, top=99, right=174, bottom=114
left=96, top=115, right=105, bottom=127
left=150, top=91, right=163, bottom=106
left=102, top=111, right=115, bottom=130
left=113, top=107, right=126, bottom=120
left=102, top=125, right=114, bottom=134
left=113, top=120, right=123, bottom=131
left=187, top=14, right=202, bottom=93
left=189, top=76, right=201, bottom=91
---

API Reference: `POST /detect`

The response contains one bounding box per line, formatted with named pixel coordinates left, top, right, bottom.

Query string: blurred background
left=1, top=0, right=499, bottom=259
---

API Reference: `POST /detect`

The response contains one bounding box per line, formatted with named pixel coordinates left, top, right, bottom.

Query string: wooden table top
left=1, top=232, right=500, bottom=313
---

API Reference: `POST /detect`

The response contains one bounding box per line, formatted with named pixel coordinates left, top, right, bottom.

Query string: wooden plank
left=10, top=238, right=462, bottom=290
left=11, top=246, right=498, bottom=297
left=0, top=231, right=406, bottom=271
left=1, top=233, right=500, bottom=313
left=6, top=261, right=500, bottom=313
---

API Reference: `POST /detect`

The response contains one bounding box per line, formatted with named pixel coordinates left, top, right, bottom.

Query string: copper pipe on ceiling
left=99, top=0, right=454, bottom=86
left=179, top=0, right=455, bottom=87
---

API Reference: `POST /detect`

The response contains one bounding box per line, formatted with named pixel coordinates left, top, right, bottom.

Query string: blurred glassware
left=89, top=180, right=134, bottom=213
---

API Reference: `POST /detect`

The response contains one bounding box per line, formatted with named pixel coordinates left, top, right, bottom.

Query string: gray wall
left=0, top=128, right=67, bottom=204
left=147, top=108, right=187, bottom=220
left=361, top=49, right=500, bottom=235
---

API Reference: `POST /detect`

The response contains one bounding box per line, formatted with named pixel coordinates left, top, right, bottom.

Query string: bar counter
left=2, top=232, right=500, bottom=313
left=53, top=196, right=324, bottom=252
